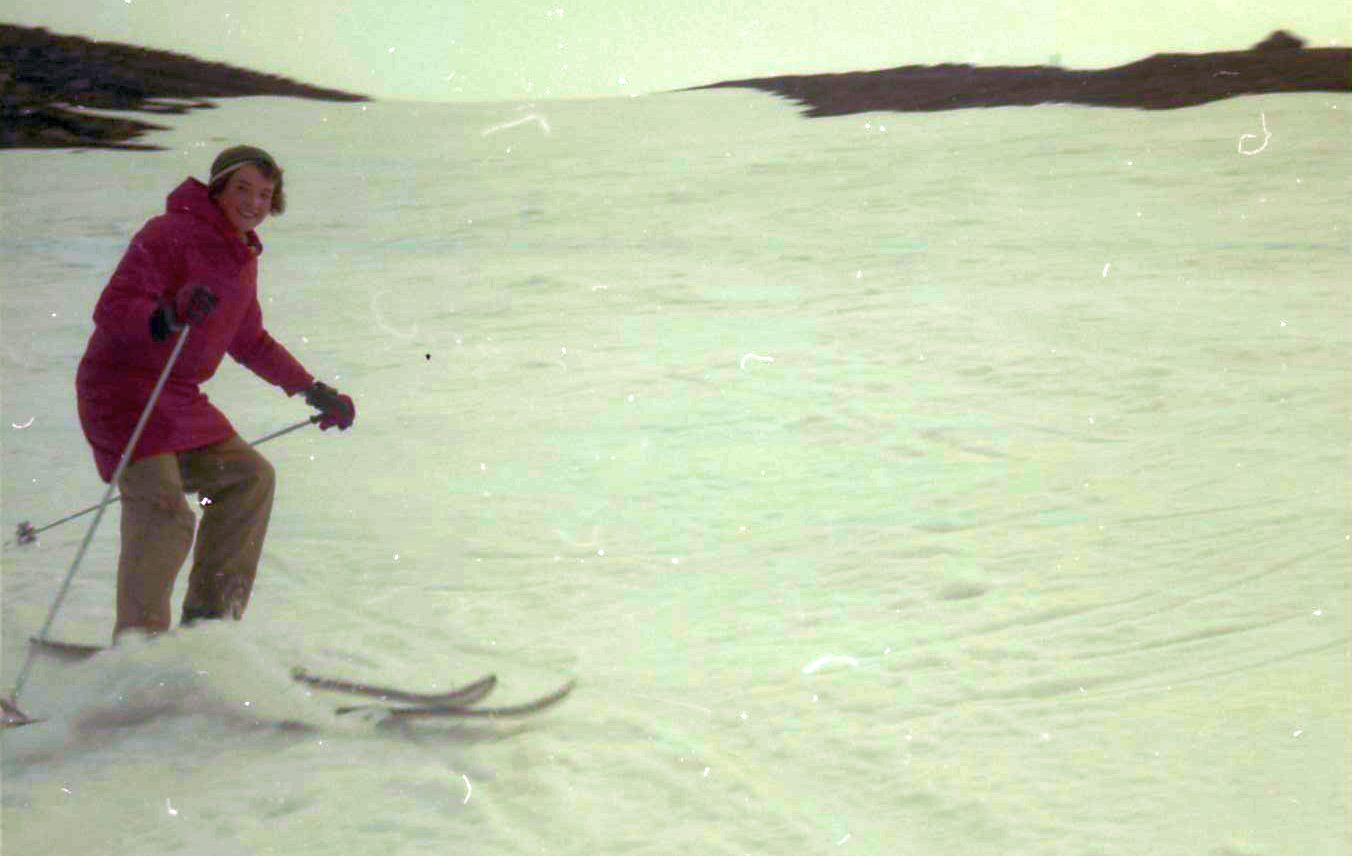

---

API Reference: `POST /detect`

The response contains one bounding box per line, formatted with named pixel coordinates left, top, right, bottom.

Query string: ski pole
left=5, top=326, right=193, bottom=722
left=10, top=414, right=322, bottom=548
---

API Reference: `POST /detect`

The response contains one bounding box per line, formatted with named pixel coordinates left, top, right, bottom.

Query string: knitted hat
left=209, top=145, right=279, bottom=186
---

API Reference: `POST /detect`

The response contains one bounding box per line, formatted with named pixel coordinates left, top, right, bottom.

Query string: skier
left=75, top=145, right=355, bottom=642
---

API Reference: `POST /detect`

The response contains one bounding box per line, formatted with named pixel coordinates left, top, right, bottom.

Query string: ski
left=293, top=667, right=497, bottom=707
left=30, top=637, right=500, bottom=707
left=2, top=697, right=41, bottom=728
left=28, top=636, right=103, bottom=661
left=341, top=679, right=577, bottom=721
left=23, top=636, right=574, bottom=724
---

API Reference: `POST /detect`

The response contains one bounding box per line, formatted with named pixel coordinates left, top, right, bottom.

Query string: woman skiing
left=76, top=145, right=355, bottom=641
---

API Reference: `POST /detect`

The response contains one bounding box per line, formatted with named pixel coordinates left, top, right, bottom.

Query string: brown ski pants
left=113, top=434, right=275, bottom=640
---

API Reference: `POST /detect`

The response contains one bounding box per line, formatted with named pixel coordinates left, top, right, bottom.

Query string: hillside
left=691, top=31, right=1351, bottom=117
left=0, top=24, right=368, bottom=149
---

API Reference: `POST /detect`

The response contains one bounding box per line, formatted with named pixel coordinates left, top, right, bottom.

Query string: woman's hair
left=208, top=159, right=287, bottom=215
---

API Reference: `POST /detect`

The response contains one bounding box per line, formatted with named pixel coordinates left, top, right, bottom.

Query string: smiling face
left=214, top=163, right=278, bottom=235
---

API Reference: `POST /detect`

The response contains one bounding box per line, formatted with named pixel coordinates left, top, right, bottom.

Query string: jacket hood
left=166, top=178, right=264, bottom=256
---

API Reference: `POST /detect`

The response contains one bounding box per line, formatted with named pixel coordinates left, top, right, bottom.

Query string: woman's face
left=217, top=164, right=276, bottom=235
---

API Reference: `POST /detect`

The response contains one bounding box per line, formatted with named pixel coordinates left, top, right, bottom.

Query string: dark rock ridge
left=1, top=24, right=368, bottom=150
left=689, top=31, right=1350, bottom=117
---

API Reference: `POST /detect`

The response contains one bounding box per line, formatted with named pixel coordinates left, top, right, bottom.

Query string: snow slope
left=3, top=89, right=1349, bottom=855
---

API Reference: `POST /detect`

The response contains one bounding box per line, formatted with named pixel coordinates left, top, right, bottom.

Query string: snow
left=2, top=89, right=1350, bottom=855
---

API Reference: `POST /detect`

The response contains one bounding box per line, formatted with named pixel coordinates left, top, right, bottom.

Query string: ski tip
left=29, top=637, right=106, bottom=661
left=1, top=697, right=41, bottom=729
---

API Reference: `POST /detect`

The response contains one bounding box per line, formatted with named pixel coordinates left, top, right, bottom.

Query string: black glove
left=150, top=285, right=217, bottom=342
left=304, top=381, right=356, bottom=431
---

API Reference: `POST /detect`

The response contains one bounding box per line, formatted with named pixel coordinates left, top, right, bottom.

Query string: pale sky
left=3, top=1, right=1348, bottom=103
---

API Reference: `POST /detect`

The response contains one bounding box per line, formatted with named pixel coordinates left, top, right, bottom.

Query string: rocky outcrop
left=689, top=32, right=1350, bottom=117
left=1, top=25, right=368, bottom=149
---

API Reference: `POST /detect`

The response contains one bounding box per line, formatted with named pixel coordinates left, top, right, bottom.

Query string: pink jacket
left=77, top=178, right=314, bottom=482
